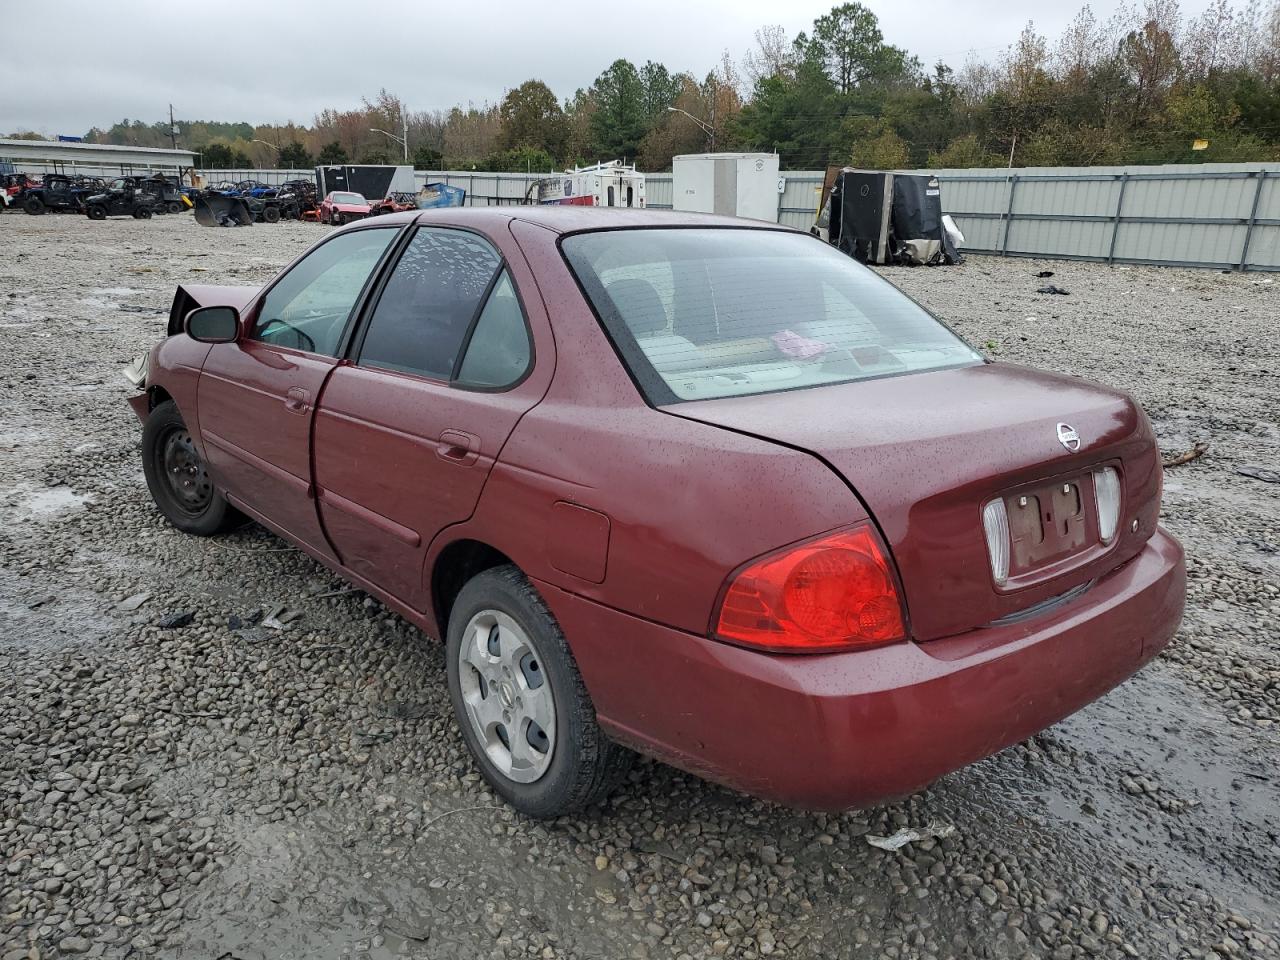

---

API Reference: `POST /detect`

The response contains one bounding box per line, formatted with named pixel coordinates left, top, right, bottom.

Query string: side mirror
left=185, top=305, right=240, bottom=344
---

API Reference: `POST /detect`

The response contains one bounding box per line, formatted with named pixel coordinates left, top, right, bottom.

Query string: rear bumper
left=537, top=527, right=1185, bottom=810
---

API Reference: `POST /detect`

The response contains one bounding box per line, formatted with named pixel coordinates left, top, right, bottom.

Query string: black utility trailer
left=814, top=167, right=960, bottom=266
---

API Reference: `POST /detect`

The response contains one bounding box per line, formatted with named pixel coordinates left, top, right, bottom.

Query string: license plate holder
left=1005, top=477, right=1092, bottom=573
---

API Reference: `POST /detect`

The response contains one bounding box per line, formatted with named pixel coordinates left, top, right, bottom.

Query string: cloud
left=2, top=0, right=1220, bottom=135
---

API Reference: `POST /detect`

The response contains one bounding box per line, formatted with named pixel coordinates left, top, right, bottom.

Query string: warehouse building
left=0, top=138, right=198, bottom=179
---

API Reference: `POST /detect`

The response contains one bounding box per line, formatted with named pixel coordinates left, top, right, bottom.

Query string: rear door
left=312, top=224, right=552, bottom=610
left=196, top=226, right=400, bottom=558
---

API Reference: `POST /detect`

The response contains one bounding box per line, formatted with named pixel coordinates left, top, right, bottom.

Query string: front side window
left=358, top=228, right=508, bottom=382
left=253, top=228, right=397, bottom=355
left=562, top=228, right=982, bottom=403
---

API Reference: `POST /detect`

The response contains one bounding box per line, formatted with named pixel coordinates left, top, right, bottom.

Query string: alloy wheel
left=456, top=609, right=556, bottom=783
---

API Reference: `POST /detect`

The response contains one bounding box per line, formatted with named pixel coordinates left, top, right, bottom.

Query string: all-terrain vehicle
left=83, top=178, right=162, bottom=220
left=141, top=176, right=193, bottom=214
left=17, top=175, right=105, bottom=215
left=2, top=173, right=37, bottom=210
left=275, top=178, right=318, bottom=220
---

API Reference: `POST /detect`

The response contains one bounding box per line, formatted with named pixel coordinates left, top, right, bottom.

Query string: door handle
left=436, top=429, right=479, bottom=465
left=284, top=386, right=310, bottom=414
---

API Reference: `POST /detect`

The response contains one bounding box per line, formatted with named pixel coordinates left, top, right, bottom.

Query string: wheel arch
left=147, top=384, right=174, bottom=412
left=430, top=538, right=517, bottom=639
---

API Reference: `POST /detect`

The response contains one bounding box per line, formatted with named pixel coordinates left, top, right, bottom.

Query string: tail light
left=713, top=524, right=907, bottom=653
left=982, top=498, right=1011, bottom=586
left=1093, top=466, right=1121, bottom=543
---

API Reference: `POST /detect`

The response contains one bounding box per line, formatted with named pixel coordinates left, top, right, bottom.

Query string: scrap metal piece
left=193, top=195, right=254, bottom=227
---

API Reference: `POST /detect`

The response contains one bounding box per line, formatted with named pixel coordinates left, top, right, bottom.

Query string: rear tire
left=23, top=197, right=44, bottom=215
left=86, top=205, right=107, bottom=221
left=142, top=400, right=240, bottom=535
left=446, top=565, right=633, bottom=818
left=167, top=201, right=183, bottom=214
left=262, top=205, right=281, bottom=224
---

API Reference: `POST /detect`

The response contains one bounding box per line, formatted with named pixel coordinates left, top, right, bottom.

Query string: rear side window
left=456, top=271, right=532, bottom=387
left=562, top=228, right=981, bottom=403
left=359, top=228, right=500, bottom=380
left=358, top=228, right=532, bottom=388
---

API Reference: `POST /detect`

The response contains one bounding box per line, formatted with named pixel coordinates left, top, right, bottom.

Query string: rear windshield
left=562, top=228, right=981, bottom=403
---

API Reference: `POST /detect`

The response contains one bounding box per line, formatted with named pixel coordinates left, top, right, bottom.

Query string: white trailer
left=672, top=152, right=782, bottom=222
left=534, top=161, right=646, bottom=208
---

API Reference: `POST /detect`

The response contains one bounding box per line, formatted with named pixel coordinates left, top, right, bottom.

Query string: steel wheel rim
left=161, top=428, right=213, bottom=514
left=457, top=609, right=556, bottom=784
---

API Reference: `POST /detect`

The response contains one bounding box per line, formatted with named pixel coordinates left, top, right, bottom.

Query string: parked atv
left=2, top=173, right=37, bottom=211
left=83, top=178, right=162, bottom=220
left=276, top=179, right=318, bottom=220
left=141, top=176, right=193, bottom=215
left=17, top=175, right=104, bottom=215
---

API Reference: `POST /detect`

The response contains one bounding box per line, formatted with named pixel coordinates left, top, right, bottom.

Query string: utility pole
left=169, top=104, right=177, bottom=150
left=402, top=103, right=409, bottom=164
left=708, top=78, right=717, bottom=152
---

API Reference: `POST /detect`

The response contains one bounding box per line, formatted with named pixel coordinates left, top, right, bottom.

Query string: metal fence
left=921, top=163, right=1280, bottom=272
left=186, top=162, right=1280, bottom=272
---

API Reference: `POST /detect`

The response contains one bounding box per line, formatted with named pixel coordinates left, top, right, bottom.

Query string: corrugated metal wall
left=191, top=163, right=1280, bottom=271
left=901, top=163, right=1280, bottom=272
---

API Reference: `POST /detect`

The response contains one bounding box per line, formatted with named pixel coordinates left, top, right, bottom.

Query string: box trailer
left=815, top=168, right=960, bottom=266
left=314, top=165, right=416, bottom=202
left=672, top=153, right=781, bottom=222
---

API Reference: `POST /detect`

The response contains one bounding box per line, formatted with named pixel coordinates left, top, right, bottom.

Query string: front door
left=196, top=226, right=400, bottom=557
left=312, top=226, right=546, bottom=610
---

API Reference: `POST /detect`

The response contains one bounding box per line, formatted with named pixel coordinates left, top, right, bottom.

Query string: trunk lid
left=673, top=362, right=1162, bottom=640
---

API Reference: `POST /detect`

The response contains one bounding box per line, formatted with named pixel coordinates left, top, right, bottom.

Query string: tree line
left=28, top=0, right=1280, bottom=171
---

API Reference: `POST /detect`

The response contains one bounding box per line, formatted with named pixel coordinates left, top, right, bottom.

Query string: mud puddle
left=978, top=662, right=1279, bottom=927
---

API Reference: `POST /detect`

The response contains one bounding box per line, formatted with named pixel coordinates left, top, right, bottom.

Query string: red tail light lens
left=714, top=524, right=907, bottom=653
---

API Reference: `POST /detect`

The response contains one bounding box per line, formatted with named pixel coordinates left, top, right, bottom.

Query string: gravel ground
left=0, top=211, right=1277, bottom=960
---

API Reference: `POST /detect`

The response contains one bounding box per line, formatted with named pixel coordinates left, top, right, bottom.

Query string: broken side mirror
left=185, top=305, right=240, bottom=344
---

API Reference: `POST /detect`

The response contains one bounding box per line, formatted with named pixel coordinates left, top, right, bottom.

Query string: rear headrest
left=606, top=278, right=667, bottom=337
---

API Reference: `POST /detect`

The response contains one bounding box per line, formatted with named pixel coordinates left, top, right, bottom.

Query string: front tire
left=23, top=197, right=45, bottom=215
left=446, top=566, right=632, bottom=818
left=86, top=205, right=107, bottom=220
left=142, top=400, right=240, bottom=535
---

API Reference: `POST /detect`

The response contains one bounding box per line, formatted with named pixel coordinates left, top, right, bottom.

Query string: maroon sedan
left=125, top=209, right=1185, bottom=817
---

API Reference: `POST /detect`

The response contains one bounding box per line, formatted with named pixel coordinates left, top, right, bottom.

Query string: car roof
left=410, top=206, right=795, bottom=235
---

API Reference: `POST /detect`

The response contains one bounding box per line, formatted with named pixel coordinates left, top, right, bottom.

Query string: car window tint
left=359, top=228, right=501, bottom=380
left=253, top=228, right=397, bottom=356
left=456, top=270, right=531, bottom=388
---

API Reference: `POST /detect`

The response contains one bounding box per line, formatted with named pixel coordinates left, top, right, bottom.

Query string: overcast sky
left=2, top=0, right=1221, bottom=136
